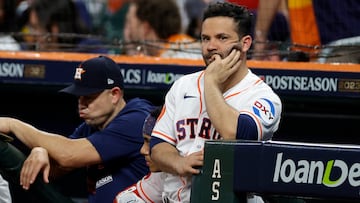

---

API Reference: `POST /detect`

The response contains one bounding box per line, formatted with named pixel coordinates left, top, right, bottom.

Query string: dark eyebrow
left=201, top=33, right=230, bottom=39
left=216, top=33, right=229, bottom=38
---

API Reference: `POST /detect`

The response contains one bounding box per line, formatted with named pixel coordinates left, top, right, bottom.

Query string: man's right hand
left=20, top=147, right=50, bottom=190
left=176, top=150, right=204, bottom=176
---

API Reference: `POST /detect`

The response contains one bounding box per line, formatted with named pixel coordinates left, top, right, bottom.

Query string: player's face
left=25, top=10, right=59, bottom=51
left=201, top=16, right=241, bottom=66
left=78, top=88, right=120, bottom=129
left=140, top=134, right=161, bottom=172
left=124, top=4, right=145, bottom=42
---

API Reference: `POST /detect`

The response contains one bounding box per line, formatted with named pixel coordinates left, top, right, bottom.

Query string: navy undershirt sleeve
left=150, top=136, right=166, bottom=150
left=236, top=114, right=258, bottom=140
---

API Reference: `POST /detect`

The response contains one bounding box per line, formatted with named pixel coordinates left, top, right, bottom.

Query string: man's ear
left=111, top=87, right=123, bottom=103
left=240, top=35, right=252, bottom=52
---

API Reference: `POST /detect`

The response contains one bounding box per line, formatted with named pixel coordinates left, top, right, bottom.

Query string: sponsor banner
left=120, top=63, right=199, bottom=89
left=0, top=58, right=359, bottom=98
left=233, top=140, right=360, bottom=200
left=0, top=58, right=200, bottom=88
left=0, top=59, right=76, bottom=85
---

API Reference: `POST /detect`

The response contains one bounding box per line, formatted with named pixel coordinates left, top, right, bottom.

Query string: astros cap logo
left=74, top=65, right=86, bottom=80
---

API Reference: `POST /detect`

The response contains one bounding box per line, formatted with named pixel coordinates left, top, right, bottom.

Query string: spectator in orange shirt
left=123, top=0, right=201, bottom=59
left=253, top=0, right=360, bottom=62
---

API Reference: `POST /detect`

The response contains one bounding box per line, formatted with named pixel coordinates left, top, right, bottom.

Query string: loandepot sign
left=231, top=141, right=360, bottom=200
left=146, top=70, right=184, bottom=85
left=191, top=141, right=360, bottom=202
left=273, top=152, right=360, bottom=188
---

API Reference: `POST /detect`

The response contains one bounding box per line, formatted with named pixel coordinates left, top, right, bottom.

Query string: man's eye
left=201, top=37, right=209, bottom=42
left=220, top=36, right=228, bottom=41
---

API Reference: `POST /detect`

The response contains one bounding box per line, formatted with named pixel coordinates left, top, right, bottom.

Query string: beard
left=203, top=43, right=242, bottom=66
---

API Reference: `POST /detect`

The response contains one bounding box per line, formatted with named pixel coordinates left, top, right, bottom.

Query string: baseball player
left=150, top=2, right=282, bottom=203
left=114, top=106, right=165, bottom=203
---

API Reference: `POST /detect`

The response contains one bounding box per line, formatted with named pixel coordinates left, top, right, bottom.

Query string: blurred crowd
left=0, top=0, right=359, bottom=62
left=0, top=0, right=208, bottom=57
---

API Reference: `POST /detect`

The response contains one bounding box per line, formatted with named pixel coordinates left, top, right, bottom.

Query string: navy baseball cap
left=60, top=55, right=124, bottom=96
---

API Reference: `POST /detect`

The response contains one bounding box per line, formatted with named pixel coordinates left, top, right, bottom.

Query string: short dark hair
left=142, top=105, right=162, bottom=135
left=31, top=0, right=88, bottom=42
left=133, top=0, right=182, bottom=40
left=202, top=2, right=253, bottom=38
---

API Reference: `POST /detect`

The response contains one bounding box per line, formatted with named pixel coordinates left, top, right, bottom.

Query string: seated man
left=0, top=56, right=154, bottom=203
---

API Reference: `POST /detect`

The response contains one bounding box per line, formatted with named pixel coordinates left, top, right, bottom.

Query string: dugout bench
left=190, top=140, right=360, bottom=203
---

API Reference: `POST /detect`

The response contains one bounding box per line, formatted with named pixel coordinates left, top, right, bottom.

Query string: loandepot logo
left=273, top=153, right=360, bottom=188
left=147, top=70, right=184, bottom=85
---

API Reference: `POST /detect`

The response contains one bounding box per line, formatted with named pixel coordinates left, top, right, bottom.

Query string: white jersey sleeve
left=0, top=175, right=11, bottom=203
left=114, top=172, right=165, bottom=203
left=114, top=186, right=145, bottom=203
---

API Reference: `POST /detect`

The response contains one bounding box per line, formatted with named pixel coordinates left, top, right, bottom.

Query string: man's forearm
left=5, top=117, right=101, bottom=168
left=7, top=118, right=46, bottom=148
left=204, top=79, right=239, bottom=140
left=255, top=0, right=282, bottom=41
left=6, top=118, right=75, bottom=165
left=151, top=142, right=181, bottom=175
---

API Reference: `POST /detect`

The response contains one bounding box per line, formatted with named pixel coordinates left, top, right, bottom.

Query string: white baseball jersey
left=0, top=175, right=11, bottom=203
left=151, top=69, right=282, bottom=202
left=114, top=172, right=166, bottom=203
